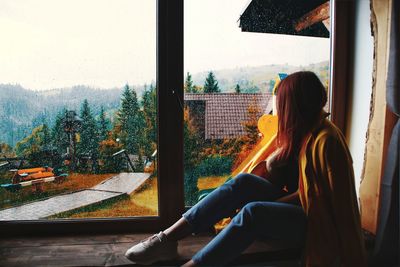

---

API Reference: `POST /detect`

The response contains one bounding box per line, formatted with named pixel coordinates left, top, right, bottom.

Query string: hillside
left=0, top=85, right=123, bottom=147
left=0, top=61, right=329, bottom=147
left=190, top=61, right=329, bottom=92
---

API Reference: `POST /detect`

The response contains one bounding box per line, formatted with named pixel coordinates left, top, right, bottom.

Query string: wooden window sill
left=0, top=232, right=302, bottom=266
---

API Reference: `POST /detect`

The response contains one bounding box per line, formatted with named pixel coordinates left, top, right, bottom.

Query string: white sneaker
left=125, top=231, right=178, bottom=265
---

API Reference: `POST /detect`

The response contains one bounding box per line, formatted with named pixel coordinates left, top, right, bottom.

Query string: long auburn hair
left=276, top=71, right=327, bottom=161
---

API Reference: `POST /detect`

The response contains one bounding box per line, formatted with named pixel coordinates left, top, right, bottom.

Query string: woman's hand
left=249, top=160, right=270, bottom=179
left=276, top=191, right=300, bottom=205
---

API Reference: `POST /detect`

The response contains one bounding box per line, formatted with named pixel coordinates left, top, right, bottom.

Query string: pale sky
left=0, top=0, right=330, bottom=91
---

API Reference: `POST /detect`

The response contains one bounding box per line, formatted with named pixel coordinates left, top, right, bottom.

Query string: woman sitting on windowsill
left=125, top=71, right=367, bottom=267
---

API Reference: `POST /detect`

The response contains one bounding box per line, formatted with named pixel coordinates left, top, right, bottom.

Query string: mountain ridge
left=0, top=61, right=329, bottom=147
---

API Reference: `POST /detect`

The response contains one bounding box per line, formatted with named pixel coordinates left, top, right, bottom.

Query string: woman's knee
left=232, top=173, right=260, bottom=189
left=233, top=202, right=266, bottom=229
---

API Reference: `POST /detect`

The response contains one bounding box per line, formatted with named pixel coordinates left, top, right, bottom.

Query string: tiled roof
left=184, top=93, right=273, bottom=140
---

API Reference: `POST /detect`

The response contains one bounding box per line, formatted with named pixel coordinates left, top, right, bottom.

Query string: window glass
left=184, top=0, right=330, bottom=206
left=0, top=0, right=158, bottom=220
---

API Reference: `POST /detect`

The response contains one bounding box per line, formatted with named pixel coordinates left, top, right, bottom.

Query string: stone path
left=0, top=173, right=150, bottom=221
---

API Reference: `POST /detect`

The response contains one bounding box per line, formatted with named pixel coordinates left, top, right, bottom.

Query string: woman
left=125, top=71, right=367, bottom=267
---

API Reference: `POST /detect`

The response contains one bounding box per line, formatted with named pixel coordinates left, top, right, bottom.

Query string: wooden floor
left=0, top=233, right=302, bottom=267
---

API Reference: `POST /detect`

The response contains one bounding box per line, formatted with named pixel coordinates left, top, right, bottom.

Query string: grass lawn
left=52, top=174, right=229, bottom=219
left=0, top=173, right=115, bottom=209
left=2, top=172, right=227, bottom=218
left=54, top=176, right=158, bottom=218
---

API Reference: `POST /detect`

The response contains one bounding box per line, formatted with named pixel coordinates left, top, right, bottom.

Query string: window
left=0, top=0, right=159, bottom=223
left=1, top=0, right=351, bottom=235
left=184, top=0, right=331, bottom=206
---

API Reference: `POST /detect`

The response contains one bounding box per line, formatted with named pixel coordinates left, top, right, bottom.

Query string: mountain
left=0, top=61, right=329, bottom=147
left=0, top=85, right=125, bottom=147
left=190, top=61, right=329, bottom=92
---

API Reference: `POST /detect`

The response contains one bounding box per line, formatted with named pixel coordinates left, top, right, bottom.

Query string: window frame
left=0, top=0, right=184, bottom=236
left=0, top=0, right=351, bottom=236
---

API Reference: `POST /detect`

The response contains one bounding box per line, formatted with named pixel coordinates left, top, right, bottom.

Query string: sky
left=0, top=0, right=330, bottom=91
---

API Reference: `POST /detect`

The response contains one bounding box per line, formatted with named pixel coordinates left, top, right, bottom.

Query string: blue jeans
left=182, top=173, right=307, bottom=266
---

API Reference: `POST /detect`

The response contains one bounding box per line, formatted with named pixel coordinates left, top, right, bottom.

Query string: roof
left=184, top=93, right=272, bottom=140
left=239, top=0, right=329, bottom=38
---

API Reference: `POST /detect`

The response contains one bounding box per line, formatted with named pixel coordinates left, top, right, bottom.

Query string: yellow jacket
left=239, top=115, right=366, bottom=266
left=298, top=118, right=367, bottom=267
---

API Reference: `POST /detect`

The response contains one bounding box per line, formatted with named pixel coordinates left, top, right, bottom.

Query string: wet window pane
left=0, top=0, right=157, bottom=220
left=184, top=0, right=330, bottom=206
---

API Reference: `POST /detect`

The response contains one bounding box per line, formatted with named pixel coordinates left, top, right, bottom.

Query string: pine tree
left=235, top=84, right=241, bottom=93
left=141, top=84, right=157, bottom=157
left=41, top=123, right=51, bottom=150
left=203, top=71, right=220, bottom=93
left=98, top=106, right=110, bottom=142
left=77, top=99, right=99, bottom=158
left=52, top=109, right=69, bottom=155
left=184, top=72, right=195, bottom=93
left=118, top=84, right=135, bottom=128
left=117, top=84, right=145, bottom=159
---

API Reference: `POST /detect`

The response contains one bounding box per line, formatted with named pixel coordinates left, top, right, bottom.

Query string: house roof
left=239, top=0, right=329, bottom=38
left=184, top=93, right=272, bottom=140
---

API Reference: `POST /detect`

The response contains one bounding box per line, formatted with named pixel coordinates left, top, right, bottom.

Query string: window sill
left=0, top=232, right=302, bottom=266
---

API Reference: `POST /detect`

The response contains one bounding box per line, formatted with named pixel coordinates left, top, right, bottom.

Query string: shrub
left=195, top=155, right=233, bottom=177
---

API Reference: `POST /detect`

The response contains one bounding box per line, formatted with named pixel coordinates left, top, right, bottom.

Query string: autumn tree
left=98, top=139, right=124, bottom=173
left=183, top=107, right=202, bottom=205
left=232, top=102, right=262, bottom=169
left=203, top=71, right=220, bottom=93
left=0, top=143, right=15, bottom=158
left=16, top=124, right=54, bottom=166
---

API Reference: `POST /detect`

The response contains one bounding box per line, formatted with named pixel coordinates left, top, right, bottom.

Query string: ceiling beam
left=294, top=1, right=330, bottom=33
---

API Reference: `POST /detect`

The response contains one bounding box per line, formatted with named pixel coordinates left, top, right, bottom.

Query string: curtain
left=373, top=0, right=399, bottom=264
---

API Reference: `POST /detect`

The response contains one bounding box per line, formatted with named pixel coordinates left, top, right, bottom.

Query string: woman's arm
left=249, top=148, right=282, bottom=179
left=275, top=191, right=300, bottom=205
left=249, top=160, right=270, bottom=179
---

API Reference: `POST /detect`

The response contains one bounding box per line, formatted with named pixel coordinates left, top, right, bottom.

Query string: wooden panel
left=359, top=0, right=392, bottom=234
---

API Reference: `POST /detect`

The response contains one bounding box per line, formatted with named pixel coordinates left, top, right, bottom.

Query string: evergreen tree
left=98, top=106, right=110, bottom=142
left=235, top=84, right=241, bottom=93
left=117, top=84, right=145, bottom=160
left=77, top=100, right=99, bottom=158
left=203, top=71, right=220, bottom=93
left=184, top=72, right=195, bottom=93
left=118, top=84, right=135, bottom=128
left=141, top=85, right=157, bottom=157
left=41, top=123, right=51, bottom=150
left=52, top=109, right=69, bottom=155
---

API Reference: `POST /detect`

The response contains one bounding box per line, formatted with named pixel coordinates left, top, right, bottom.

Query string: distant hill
left=0, top=61, right=329, bottom=147
left=190, top=61, right=329, bottom=92
left=0, top=85, right=125, bottom=147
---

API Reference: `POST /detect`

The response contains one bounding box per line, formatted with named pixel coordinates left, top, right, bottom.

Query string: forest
left=0, top=62, right=329, bottom=208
